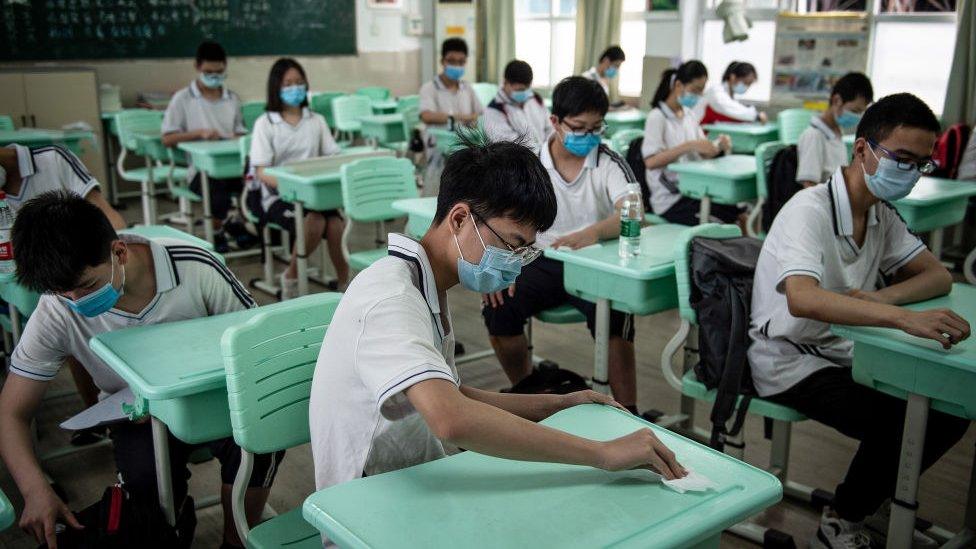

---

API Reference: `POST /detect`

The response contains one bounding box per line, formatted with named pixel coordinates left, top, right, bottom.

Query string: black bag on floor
left=509, top=363, right=590, bottom=395
left=689, top=236, right=762, bottom=451
left=626, top=137, right=653, bottom=213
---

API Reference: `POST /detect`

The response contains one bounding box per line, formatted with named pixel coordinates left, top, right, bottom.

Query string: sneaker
left=863, top=500, right=937, bottom=548
left=279, top=272, right=299, bottom=301
left=812, top=509, right=873, bottom=549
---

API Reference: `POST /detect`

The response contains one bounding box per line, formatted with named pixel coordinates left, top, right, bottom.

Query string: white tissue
left=661, top=468, right=717, bottom=494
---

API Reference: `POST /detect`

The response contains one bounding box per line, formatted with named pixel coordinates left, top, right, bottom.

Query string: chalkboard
left=0, top=0, right=356, bottom=61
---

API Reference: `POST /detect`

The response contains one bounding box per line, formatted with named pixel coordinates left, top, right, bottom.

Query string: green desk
left=392, top=197, right=436, bottom=238
left=370, top=99, right=398, bottom=115
left=90, top=292, right=343, bottom=526
left=605, top=109, right=647, bottom=136
left=702, top=123, right=779, bottom=154
left=265, top=148, right=395, bottom=296
left=832, top=284, right=976, bottom=549
left=0, top=487, right=13, bottom=532
left=667, top=155, right=757, bottom=225
left=360, top=113, right=406, bottom=145
left=177, top=139, right=244, bottom=245
left=303, top=403, right=782, bottom=549
left=0, top=129, right=95, bottom=156
left=545, top=224, right=686, bottom=393
left=891, top=176, right=976, bottom=259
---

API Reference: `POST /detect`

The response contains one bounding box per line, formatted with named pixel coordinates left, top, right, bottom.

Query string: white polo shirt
left=747, top=168, right=926, bottom=396
left=536, top=135, right=635, bottom=249
left=419, top=77, right=483, bottom=128
left=698, top=83, right=759, bottom=122
left=641, top=103, right=706, bottom=215
left=582, top=66, right=610, bottom=96
left=483, top=90, right=551, bottom=153
left=249, top=109, right=341, bottom=211
left=796, top=117, right=849, bottom=185
left=9, top=235, right=256, bottom=393
left=3, top=144, right=99, bottom=213
left=162, top=80, right=246, bottom=138
left=309, top=233, right=459, bottom=492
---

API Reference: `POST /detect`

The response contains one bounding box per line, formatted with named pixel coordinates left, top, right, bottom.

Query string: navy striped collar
left=826, top=167, right=878, bottom=238
left=387, top=233, right=442, bottom=316
left=7, top=144, right=35, bottom=178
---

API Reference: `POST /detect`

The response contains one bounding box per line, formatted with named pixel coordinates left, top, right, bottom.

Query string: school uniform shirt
left=162, top=80, right=247, bottom=179
left=418, top=77, right=482, bottom=133
left=309, top=233, right=459, bottom=493
left=640, top=103, right=706, bottom=215
left=795, top=117, right=849, bottom=185
left=3, top=144, right=99, bottom=214
left=697, top=83, right=759, bottom=124
left=248, top=108, right=340, bottom=212
left=582, top=66, right=610, bottom=96
left=536, top=135, right=636, bottom=249
left=747, top=167, right=926, bottom=397
left=9, top=234, right=256, bottom=394
left=482, top=89, right=551, bottom=152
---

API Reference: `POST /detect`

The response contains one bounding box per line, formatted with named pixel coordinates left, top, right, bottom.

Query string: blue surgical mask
left=510, top=88, right=532, bottom=103
left=836, top=110, right=862, bottom=129
left=444, top=65, right=465, bottom=81
left=678, top=93, right=700, bottom=108
left=863, top=146, right=921, bottom=202
left=280, top=84, right=307, bottom=107
left=454, top=220, right=522, bottom=294
left=563, top=132, right=601, bottom=157
left=65, top=254, right=125, bottom=318
left=200, top=72, right=226, bottom=89
left=732, top=82, right=748, bottom=95
left=604, top=66, right=619, bottom=79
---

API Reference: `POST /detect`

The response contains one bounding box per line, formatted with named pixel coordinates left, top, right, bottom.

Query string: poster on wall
left=771, top=12, right=869, bottom=106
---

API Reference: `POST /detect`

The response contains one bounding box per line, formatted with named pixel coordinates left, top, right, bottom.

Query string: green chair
left=396, top=95, right=420, bottom=113
left=472, top=82, right=499, bottom=108
left=0, top=487, right=13, bottom=532
left=609, top=128, right=643, bottom=155
left=331, top=95, right=372, bottom=142
left=0, top=115, right=14, bottom=131
left=355, top=86, right=391, bottom=101
left=340, top=157, right=418, bottom=271
left=241, top=101, right=266, bottom=132
left=745, top=140, right=788, bottom=239
left=777, top=108, right=815, bottom=146
left=222, top=293, right=342, bottom=549
left=238, top=134, right=289, bottom=298
left=309, top=92, right=345, bottom=129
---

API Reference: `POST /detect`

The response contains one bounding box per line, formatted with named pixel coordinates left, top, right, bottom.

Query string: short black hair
left=195, top=40, right=227, bottom=65
left=722, top=61, right=756, bottom=82
left=14, top=191, right=118, bottom=293
left=504, top=60, right=533, bottom=86
left=599, top=46, right=626, bottom=63
left=434, top=129, right=556, bottom=233
left=855, top=93, right=940, bottom=144
left=651, top=60, right=708, bottom=108
left=441, top=38, right=468, bottom=59
left=266, top=57, right=309, bottom=112
left=831, top=72, right=873, bottom=104
left=551, top=76, right=609, bottom=119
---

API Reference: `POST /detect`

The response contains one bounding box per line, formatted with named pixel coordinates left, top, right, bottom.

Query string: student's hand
left=690, top=139, right=720, bottom=156
left=551, top=228, right=598, bottom=250
left=598, top=429, right=687, bottom=480
left=196, top=128, right=221, bottom=141
left=483, top=284, right=516, bottom=309
left=757, top=112, right=768, bottom=124
left=897, top=308, right=971, bottom=349
left=20, top=484, right=83, bottom=548
left=717, top=135, right=733, bottom=153
left=846, top=288, right=889, bottom=304
left=460, top=113, right=480, bottom=126
left=560, top=389, right=629, bottom=413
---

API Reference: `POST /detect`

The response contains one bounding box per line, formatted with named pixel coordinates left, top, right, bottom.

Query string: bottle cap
left=0, top=190, right=6, bottom=199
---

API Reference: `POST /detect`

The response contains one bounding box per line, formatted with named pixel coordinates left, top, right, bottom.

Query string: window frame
left=514, top=0, right=578, bottom=88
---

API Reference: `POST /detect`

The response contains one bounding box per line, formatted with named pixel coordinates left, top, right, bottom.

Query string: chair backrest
left=310, top=92, right=345, bottom=127
left=672, top=223, right=743, bottom=325
left=356, top=86, right=391, bottom=101
left=611, top=128, right=645, bottom=155
left=115, top=109, right=164, bottom=154
left=777, top=108, right=815, bottom=145
left=341, top=157, right=419, bottom=223
left=241, top=101, right=266, bottom=131
left=222, top=293, right=342, bottom=454
left=400, top=106, right=420, bottom=136
left=472, top=82, right=498, bottom=107
left=332, top=95, right=373, bottom=130
left=396, top=95, right=420, bottom=113
left=754, top=140, right=787, bottom=199
left=0, top=115, right=14, bottom=131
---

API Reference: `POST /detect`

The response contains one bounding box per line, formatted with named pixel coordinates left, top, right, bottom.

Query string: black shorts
left=482, top=256, right=635, bottom=341
left=109, top=421, right=285, bottom=503
left=189, top=174, right=244, bottom=221
left=263, top=200, right=341, bottom=236
left=661, top=196, right=744, bottom=226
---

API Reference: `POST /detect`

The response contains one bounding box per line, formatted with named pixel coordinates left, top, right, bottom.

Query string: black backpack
left=509, top=363, right=590, bottom=395
left=762, top=145, right=800, bottom=233
left=625, top=137, right=653, bottom=212
left=689, top=236, right=762, bottom=451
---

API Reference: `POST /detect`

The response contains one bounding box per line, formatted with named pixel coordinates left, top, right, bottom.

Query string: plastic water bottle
left=0, top=191, right=14, bottom=275
left=618, top=183, right=643, bottom=259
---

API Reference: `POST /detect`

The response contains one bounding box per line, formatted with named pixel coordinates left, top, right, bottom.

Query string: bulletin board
left=770, top=12, right=870, bottom=106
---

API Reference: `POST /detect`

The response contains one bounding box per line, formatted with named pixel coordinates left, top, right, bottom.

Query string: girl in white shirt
left=248, top=58, right=348, bottom=298
left=698, top=61, right=768, bottom=125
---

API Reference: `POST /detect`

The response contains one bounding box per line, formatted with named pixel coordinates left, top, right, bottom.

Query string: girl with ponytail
left=699, top=61, right=768, bottom=124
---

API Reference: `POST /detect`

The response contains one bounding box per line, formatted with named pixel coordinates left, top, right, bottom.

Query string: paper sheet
left=611, top=467, right=717, bottom=494
left=59, top=387, right=135, bottom=431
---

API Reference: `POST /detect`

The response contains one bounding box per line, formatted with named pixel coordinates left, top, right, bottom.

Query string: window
left=701, top=20, right=777, bottom=102
left=619, top=0, right=647, bottom=96
left=514, top=0, right=578, bottom=88
left=870, top=19, right=956, bottom=110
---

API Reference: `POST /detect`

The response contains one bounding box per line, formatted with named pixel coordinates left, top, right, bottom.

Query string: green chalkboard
left=0, top=0, right=356, bottom=60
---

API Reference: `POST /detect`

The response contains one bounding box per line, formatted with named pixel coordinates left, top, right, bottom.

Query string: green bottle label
left=620, top=219, right=641, bottom=238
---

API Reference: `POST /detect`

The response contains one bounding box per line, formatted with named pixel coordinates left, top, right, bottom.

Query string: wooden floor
left=1, top=196, right=972, bottom=548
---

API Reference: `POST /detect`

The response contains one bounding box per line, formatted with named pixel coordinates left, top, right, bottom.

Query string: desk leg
left=929, top=228, right=944, bottom=260
left=698, top=196, right=712, bottom=225
left=295, top=201, right=309, bottom=297
left=888, top=392, right=929, bottom=549
left=593, top=298, right=610, bottom=395
left=151, top=416, right=177, bottom=527
left=142, top=155, right=157, bottom=226
left=201, top=171, right=215, bottom=244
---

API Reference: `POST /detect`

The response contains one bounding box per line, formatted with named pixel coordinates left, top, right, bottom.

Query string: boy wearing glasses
left=749, top=94, right=970, bottom=549
left=481, top=76, right=641, bottom=414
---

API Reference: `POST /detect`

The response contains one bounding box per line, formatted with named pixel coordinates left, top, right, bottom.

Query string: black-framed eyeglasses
left=867, top=139, right=937, bottom=175
left=472, top=212, right=542, bottom=265
left=560, top=120, right=608, bottom=138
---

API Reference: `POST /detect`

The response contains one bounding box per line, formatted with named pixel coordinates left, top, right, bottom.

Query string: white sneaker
left=863, top=500, right=937, bottom=548
left=811, top=509, right=873, bottom=549
left=279, top=273, right=299, bottom=301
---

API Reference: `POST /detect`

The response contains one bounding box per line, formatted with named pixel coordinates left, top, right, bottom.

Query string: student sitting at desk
left=483, top=76, right=641, bottom=414
left=796, top=72, right=873, bottom=188
left=309, top=134, right=685, bottom=512
left=748, top=94, right=970, bottom=549
left=483, top=59, right=551, bottom=152
left=161, top=40, right=248, bottom=253
left=641, top=61, right=737, bottom=226
left=0, top=192, right=282, bottom=549
left=247, top=58, right=348, bottom=298
left=696, top=61, right=768, bottom=125
left=582, top=46, right=625, bottom=106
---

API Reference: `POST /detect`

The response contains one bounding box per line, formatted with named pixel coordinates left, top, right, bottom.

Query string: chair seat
left=380, top=140, right=409, bottom=153
left=247, top=507, right=321, bottom=549
left=169, top=185, right=202, bottom=202
left=349, top=247, right=389, bottom=271
left=681, top=370, right=807, bottom=422
left=118, top=166, right=189, bottom=184
left=535, top=304, right=586, bottom=325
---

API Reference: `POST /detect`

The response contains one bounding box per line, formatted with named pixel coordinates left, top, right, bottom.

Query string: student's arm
left=710, top=87, right=759, bottom=122
left=85, top=189, right=126, bottom=229
left=550, top=199, right=625, bottom=250
left=250, top=117, right=278, bottom=188
left=255, top=166, right=278, bottom=189
left=795, top=130, right=823, bottom=188
left=198, top=249, right=257, bottom=314
left=849, top=250, right=952, bottom=306
left=459, top=385, right=625, bottom=422
left=162, top=128, right=221, bottom=147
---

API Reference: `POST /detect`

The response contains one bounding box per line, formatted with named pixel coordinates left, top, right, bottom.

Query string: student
left=796, top=72, right=873, bottom=188
left=582, top=45, right=625, bottom=99
left=483, top=59, right=551, bottom=152
left=748, top=93, right=970, bottom=548
left=641, top=62, right=737, bottom=226
left=697, top=61, right=768, bottom=125
left=309, top=133, right=684, bottom=512
left=161, top=40, right=248, bottom=252
left=419, top=38, right=483, bottom=196
left=0, top=192, right=281, bottom=549
left=482, top=76, right=640, bottom=413
left=248, top=58, right=348, bottom=298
